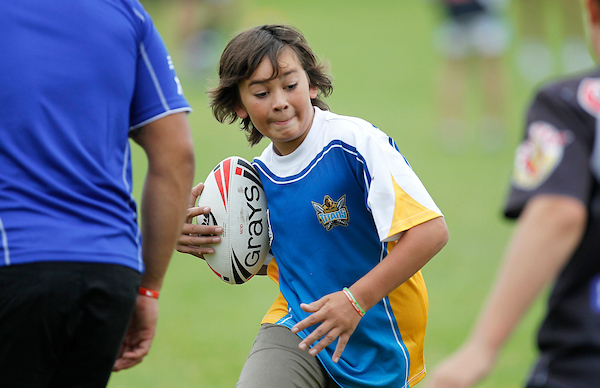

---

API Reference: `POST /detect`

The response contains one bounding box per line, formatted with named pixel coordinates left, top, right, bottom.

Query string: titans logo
left=312, top=195, right=349, bottom=231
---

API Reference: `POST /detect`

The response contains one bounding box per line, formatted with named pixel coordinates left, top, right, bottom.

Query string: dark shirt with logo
left=504, top=69, right=600, bottom=387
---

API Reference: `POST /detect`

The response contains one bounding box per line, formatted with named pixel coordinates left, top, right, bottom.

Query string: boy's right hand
left=291, top=290, right=362, bottom=363
left=176, top=182, right=223, bottom=259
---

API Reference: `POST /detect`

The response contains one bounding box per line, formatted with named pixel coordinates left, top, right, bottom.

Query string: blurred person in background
left=431, top=0, right=511, bottom=152
left=427, top=0, right=600, bottom=387
left=177, top=0, right=241, bottom=74
left=516, top=0, right=594, bottom=85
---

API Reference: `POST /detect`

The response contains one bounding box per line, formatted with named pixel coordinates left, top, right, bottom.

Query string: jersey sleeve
left=358, top=132, right=443, bottom=242
left=129, top=4, right=191, bottom=130
left=504, top=81, right=595, bottom=219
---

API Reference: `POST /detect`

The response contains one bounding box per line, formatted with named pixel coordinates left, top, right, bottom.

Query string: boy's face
left=235, top=46, right=318, bottom=155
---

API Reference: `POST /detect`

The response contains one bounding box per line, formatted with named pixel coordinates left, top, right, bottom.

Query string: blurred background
left=108, top=1, right=595, bottom=387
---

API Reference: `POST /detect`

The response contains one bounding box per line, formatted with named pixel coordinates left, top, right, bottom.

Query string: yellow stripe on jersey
left=262, top=259, right=288, bottom=325
left=386, top=239, right=429, bottom=386
left=387, top=175, right=442, bottom=240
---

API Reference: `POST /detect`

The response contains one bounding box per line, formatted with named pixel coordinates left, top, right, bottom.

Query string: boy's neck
left=272, top=125, right=311, bottom=156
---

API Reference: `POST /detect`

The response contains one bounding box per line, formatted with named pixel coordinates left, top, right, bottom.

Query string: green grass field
left=107, top=1, right=586, bottom=387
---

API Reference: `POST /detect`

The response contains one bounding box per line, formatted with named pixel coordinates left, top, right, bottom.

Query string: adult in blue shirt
left=0, top=0, right=195, bottom=386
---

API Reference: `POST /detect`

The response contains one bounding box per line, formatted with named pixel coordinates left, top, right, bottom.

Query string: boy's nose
left=272, top=90, right=288, bottom=111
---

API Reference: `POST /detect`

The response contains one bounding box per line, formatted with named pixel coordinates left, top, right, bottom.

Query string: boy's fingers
left=298, top=321, right=333, bottom=351
left=332, top=335, right=349, bottom=363
left=181, top=224, right=222, bottom=236
left=300, top=296, right=327, bottom=313
left=292, top=311, right=319, bottom=334
left=185, top=206, right=211, bottom=222
left=188, top=182, right=205, bottom=207
left=177, top=234, right=220, bottom=247
left=175, top=243, right=217, bottom=258
left=292, top=296, right=333, bottom=334
left=307, top=327, right=341, bottom=357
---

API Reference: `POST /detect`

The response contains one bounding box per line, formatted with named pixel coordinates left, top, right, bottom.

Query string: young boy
left=181, top=24, right=448, bottom=387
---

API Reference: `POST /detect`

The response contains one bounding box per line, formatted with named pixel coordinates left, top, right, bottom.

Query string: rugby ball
left=196, top=156, right=270, bottom=285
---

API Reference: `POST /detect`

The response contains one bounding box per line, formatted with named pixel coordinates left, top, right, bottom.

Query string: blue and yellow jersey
left=254, top=107, right=442, bottom=388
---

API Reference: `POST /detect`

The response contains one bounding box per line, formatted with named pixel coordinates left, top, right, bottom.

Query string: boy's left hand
left=176, top=182, right=223, bottom=259
left=291, top=291, right=362, bottom=363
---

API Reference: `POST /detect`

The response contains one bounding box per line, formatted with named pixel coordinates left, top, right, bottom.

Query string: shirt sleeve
left=358, top=131, right=443, bottom=242
left=129, top=4, right=191, bottom=130
left=504, top=81, right=595, bottom=219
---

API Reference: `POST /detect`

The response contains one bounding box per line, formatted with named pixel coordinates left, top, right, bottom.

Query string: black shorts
left=0, top=261, right=141, bottom=388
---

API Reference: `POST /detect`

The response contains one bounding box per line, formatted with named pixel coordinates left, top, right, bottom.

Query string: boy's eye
left=286, top=83, right=298, bottom=90
left=254, top=92, right=268, bottom=98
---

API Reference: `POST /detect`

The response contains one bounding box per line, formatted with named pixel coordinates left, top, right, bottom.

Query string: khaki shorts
left=237, top=323, right=340, bottom=388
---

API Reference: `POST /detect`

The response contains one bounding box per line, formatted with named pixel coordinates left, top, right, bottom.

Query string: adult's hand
left=113, top=296, right=159, bottom=371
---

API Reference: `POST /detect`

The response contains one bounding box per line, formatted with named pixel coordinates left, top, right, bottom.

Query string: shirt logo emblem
left=578, top=77, right=600, bottom=117
left=312, top=195, right=349, bottom=231
left=512, top=121, right=572, bottom=190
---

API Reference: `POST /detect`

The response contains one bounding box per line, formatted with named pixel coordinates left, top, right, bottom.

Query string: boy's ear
left=309, top=84, right=318, bottom=100
left=234, top=104, right=249, bottom=119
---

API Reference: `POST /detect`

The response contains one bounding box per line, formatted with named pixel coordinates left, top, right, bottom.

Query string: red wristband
left=139, top=287, right=159, bottom=299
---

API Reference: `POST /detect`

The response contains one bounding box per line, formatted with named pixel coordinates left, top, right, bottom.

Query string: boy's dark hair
left=208, top=24, right=333, bottom=146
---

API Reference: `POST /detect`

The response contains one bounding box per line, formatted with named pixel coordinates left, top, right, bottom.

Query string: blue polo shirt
left=0, top=0, right=191, bottom=271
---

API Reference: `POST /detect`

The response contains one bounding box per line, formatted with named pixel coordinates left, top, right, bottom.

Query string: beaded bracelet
left=342, top=287, right=365, bottom=317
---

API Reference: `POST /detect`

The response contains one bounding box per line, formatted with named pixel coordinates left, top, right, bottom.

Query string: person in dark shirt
left=427, top=0, right=600, bottom=387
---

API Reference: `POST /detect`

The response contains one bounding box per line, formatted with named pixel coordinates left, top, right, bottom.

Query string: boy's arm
left=349, top=215, right=448, bottom=312
left=292, top=216, right=448, bottom=362
left=425, top=194, right=587, bottom=388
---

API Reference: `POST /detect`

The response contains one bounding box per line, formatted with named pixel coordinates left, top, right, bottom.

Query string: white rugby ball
left=196, top=156, right=270, bottom=285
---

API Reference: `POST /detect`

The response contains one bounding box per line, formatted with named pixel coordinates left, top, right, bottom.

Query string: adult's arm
left=113, top=112, right=195, bottom=371
left=425, top=194, right=587, bottom=388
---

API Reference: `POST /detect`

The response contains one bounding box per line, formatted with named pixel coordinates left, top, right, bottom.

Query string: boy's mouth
left=272, top=116, right=294, bottom=126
